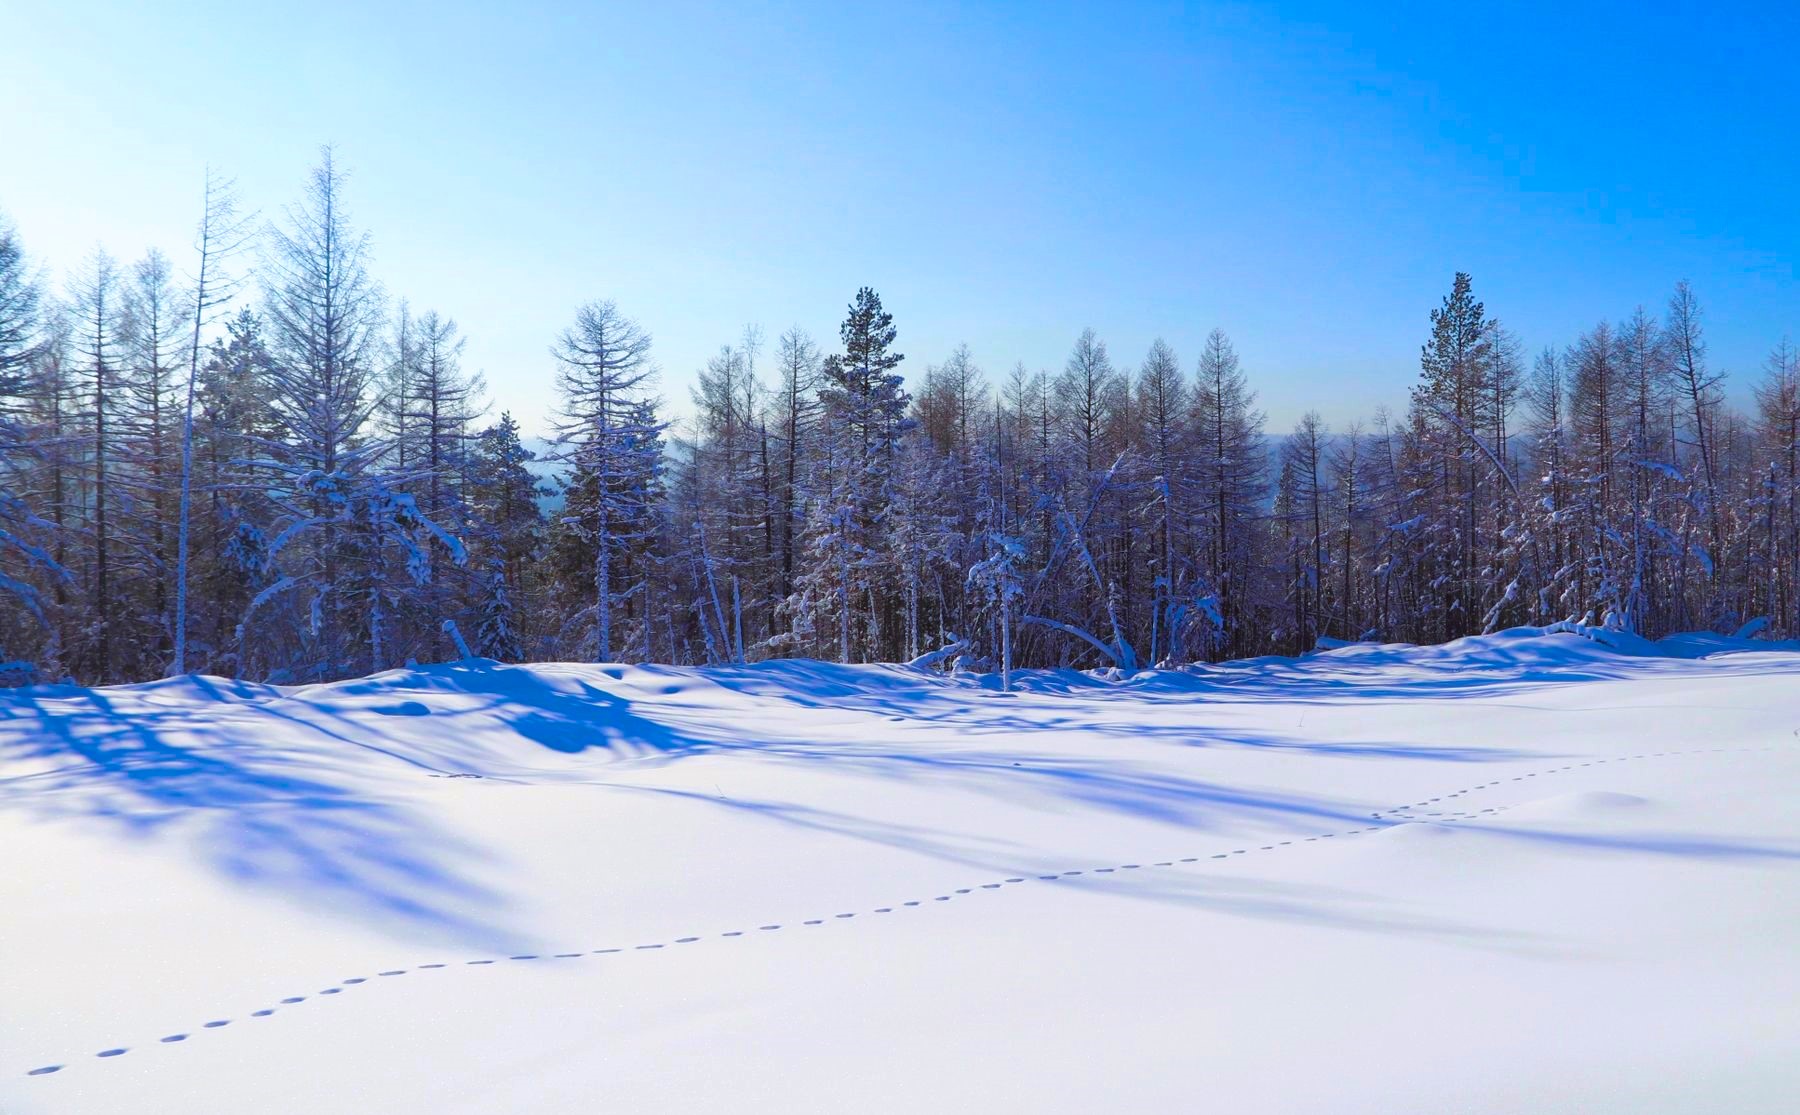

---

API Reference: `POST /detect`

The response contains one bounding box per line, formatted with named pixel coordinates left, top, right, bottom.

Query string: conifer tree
left=550, top=300, right=662, bottom=662
left=241, top=148, right=460, bottom=679
left=172, top=169, right=253, bottom=675
left=795, top=287, right=909, bottom=661
left=119, top=249, right=186, bottom=670
left=1191, top=329, right=1263, bottom=658
left=0, top=216, right=60, bottom=679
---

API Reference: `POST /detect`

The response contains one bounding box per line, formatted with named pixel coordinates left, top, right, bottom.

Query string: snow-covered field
left=2, top=628, right=1797, bottom=1113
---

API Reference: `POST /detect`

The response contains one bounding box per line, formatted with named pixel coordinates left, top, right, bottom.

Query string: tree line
left=4, top=152, right=1799, bottom=686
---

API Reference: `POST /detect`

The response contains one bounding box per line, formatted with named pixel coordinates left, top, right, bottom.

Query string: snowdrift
left=2, top=626, right=1796, bottom=1113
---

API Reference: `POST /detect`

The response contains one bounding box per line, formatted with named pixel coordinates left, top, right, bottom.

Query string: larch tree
left=1191, top=328, right=1263, bottom=658
left=243, top=148, right=460, bottom=679
left=1133, top=337, right=1189, bottom=663
left=549, top=299, right=660, bottom=662
left=172, top=169, right=253, bottom=676
left=401, top=308, right=484, bottom=658
left=1754, top=340, right=1800, bottom=630
left=68, top=250, right=125, bottom=680
left=768, top=325, right=821, bottom=624
left=1665, top=282, right=1725, bottom=599
left=13, top=168, right=1800, bottom=686
left=119, top=248, right=187, bottom=670
left=0, top=214, right=61, bottom=679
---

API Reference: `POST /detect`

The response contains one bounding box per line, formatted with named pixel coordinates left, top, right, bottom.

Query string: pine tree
left=13, top=176, right=1800, bottom=685
left=1416, top=272, right=1493, bottom=634
left=467, top=412, right=546, bottom=593
left=795, top=287, right=909, bottom=661
left=474, top=558, right=523, bottom=661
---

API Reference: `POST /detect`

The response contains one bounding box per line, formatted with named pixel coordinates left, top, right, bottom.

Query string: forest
left=3, top=151, right=1799, bottom=686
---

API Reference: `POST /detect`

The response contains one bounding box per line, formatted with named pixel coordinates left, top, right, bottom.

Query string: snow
left=2, top=628, right=1797, bottom=1113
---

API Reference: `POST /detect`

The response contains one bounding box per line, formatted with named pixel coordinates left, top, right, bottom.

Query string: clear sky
left=3, top=1, right=1796, bottom=437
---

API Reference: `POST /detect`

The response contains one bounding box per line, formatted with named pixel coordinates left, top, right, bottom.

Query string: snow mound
left=12, top=624, right=1798, bottom=716
left=1370, top=820, right=1462, bottom=843
left=1505, top=790, right=1653, bottom=822
left=1562, top=790, right=1649, bottom=809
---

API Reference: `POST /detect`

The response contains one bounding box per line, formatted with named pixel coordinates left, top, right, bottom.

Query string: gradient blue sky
left=3, top=1, right=1795, bottom=436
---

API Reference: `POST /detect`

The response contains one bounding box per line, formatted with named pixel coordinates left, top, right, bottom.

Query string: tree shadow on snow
left=0, top=677, right=513, bottom=948
left=280, top=662, right=688, bottom=765
left=1463, top=822, right=1800, bottom=863
left=1079, top=870, right=1562, bottom=956
left=6, top=651, right=1789, bottom=955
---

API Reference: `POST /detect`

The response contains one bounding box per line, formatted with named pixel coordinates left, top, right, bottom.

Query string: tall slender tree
left=172, top=170, right=253, bottom=675
left=550, top=299, right=661, bottom=662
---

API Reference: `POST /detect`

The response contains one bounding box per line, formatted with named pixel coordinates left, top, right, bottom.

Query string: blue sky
left=2, top=1, right=1795, bottom=436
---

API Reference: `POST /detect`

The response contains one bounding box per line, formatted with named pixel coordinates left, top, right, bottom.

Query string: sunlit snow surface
left=2, top=627, right=1796, bottom=1113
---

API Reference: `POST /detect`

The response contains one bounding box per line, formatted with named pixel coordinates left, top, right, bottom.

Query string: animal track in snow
left=20, top=743, right=1780, bottom=1081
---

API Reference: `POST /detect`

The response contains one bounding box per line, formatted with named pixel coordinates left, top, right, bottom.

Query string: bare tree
left=550, top=299, right=658, bottom=661
left=172, top=170, right=254, bottom=674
